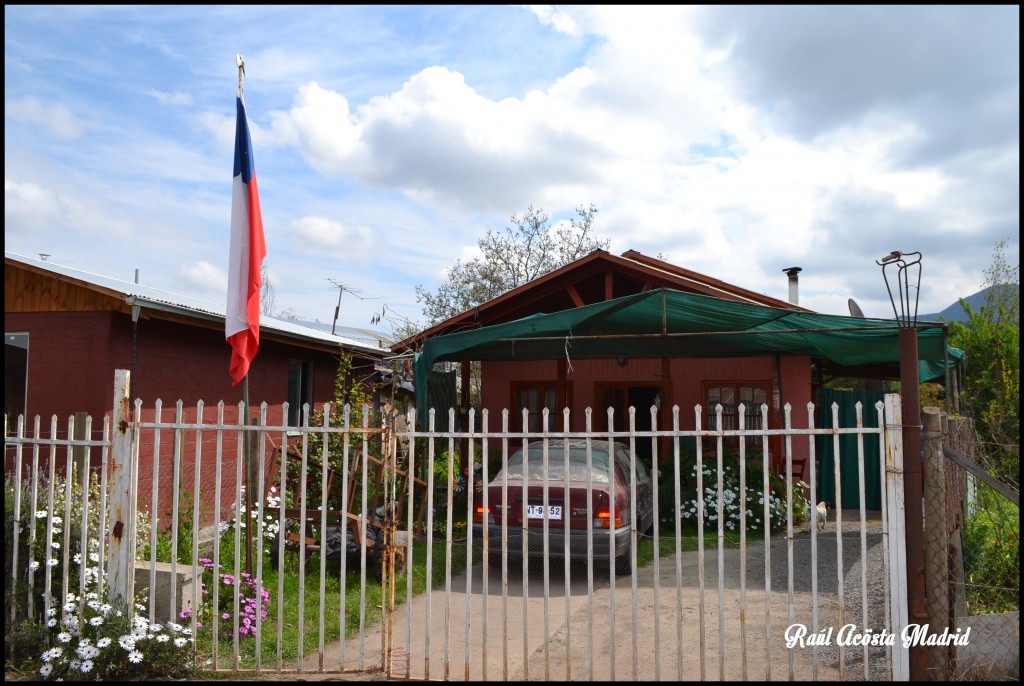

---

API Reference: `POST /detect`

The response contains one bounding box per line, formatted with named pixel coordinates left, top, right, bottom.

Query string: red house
left=5, top=251, right=391, bottom=520
left=397, top=249, right=955, bottom=477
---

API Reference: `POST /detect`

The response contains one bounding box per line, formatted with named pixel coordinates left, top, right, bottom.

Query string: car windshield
left=494, top=446, right=612, bottom=483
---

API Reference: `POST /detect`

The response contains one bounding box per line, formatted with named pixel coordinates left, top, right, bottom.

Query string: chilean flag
left=226, top=95, right=266, bottom=386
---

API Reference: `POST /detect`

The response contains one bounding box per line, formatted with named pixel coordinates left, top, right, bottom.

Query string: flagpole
left=238, top=53, right=254, bottom=577
left=243, top=374, right=253, bottom=576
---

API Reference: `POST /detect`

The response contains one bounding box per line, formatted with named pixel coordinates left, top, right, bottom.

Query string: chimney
left=783, top=267, right=802, bottom=305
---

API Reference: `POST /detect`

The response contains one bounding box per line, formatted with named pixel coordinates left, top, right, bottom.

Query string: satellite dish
left=848, top=298, right=866, bottom=318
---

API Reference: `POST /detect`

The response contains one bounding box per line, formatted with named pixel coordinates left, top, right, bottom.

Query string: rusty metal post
left=899, top=327, right=928, bottom=680
left=107, top=370, right=136, bottom=608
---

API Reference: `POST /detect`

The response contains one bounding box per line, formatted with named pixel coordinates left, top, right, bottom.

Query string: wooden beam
left=566, top=283, right=585, bottom=308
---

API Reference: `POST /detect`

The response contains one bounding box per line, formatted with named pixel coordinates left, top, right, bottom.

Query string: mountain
left=919, top=284, right=1020, bottom=324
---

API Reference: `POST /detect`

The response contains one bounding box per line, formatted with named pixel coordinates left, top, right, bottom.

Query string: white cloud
left=527, top=5, right=581, bottom=36
left=147, top=89, right=193, bottom=106
left=177, top=261, right=226, bottom=294
left=4, top=179, right=68, bottom=230
left=290, top=215, right=372, bottom=257
left=268, top=82, right=364, bottom=175
left=5, top=96, right=86, bottom=139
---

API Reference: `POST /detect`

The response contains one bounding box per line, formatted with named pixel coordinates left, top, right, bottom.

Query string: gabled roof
left=393, top=249, right=803, bottom=351
left=4, top=251, right=390, bottom=357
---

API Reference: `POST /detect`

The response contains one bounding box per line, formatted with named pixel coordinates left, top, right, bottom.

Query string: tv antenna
left=327, top=279, right=378, bottom=335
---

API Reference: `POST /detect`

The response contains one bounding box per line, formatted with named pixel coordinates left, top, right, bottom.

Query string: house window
left=512, top=382, right=569, bottom=433
left=703, top=381, right=770, bottom=452
left=5, top=333, right=29, bottom=425
left=287, top=360, right=314, bottom=426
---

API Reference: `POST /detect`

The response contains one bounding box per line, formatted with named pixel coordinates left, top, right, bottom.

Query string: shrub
left=961, top=486, right=1020, bottom=614
left=665, top=449, right=810, bottom=534
left=181, top=557, right=271, bottom=639
left=33, top=591, right=198, bottom=681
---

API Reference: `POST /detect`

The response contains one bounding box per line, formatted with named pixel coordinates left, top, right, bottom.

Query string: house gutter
left=126, top=296, right=387, bottom=358
left=491, top=322, right=947, bottom=344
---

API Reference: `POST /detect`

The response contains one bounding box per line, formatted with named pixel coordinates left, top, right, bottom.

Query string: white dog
left=815, top=501, right=828, bottom=531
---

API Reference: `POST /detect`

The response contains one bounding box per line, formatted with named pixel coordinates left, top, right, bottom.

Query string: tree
left=259, top=262, right=276, bottom=316
left=948, top=239, right=1019, bottom=486
left=414, top=204, right=609, bottom=325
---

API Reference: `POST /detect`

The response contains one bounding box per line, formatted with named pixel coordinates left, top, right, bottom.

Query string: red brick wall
left=5, top=311, right=119, bottom=425
left=131, top=404, right=291, bottom=528
left=5, top=309, right=379, bottom=526
left=4, top=310, right=354, bottom=438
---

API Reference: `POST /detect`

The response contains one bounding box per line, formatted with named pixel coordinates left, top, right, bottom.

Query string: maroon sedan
left=472, top=439, right=654, bottom=574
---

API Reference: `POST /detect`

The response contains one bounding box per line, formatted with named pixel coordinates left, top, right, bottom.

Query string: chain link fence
left=924, top=408, right=1019, bottom=681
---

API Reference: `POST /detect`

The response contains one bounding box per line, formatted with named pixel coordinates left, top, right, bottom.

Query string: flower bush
left=219, top=484, right=281, bottom=553
left=677, top=457, right=811, bottom=534
left=34, top=590, right=197, bottom=681
left=182, top=557, right=271, bottom=639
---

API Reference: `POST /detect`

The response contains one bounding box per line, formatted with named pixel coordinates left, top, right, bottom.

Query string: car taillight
left=474, top=505, right=494, bottom=524
left=594, top=504, right=621, bottom=529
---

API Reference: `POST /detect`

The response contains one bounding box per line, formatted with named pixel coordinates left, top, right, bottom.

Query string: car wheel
left=614, top=551, right=633, bottom=576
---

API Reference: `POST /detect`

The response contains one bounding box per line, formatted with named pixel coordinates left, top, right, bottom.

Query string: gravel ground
left=307, top=508, right=895, bottom=681
left=752, top=509, right=893, bottom=681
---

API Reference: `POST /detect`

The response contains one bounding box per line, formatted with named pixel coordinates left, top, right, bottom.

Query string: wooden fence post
left=106, top=370, right=136, bottom=609
left=923, top=406, right=950, bottom=679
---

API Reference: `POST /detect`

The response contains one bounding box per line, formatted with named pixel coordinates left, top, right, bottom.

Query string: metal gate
left=380, top=397, right=911, bottom=681
left=5, top=370, right=910, bottom=680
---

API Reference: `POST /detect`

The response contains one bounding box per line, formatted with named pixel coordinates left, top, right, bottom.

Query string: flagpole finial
left=236, top=54, right=245, bottom=98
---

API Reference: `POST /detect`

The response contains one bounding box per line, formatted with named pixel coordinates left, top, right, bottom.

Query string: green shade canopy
left=414, top=288, right=962, bottom=423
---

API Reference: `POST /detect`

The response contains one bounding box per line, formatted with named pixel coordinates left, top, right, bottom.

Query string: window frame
left=287, top=359, right=315, bottom=427
left=701, top=380, right=773, bottom=454
left=510, top=381, right=572, bottom=433
left=5, top=332, right=29, bottom=424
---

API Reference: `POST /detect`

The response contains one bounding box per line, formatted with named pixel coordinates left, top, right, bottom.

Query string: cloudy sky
left=5, top=5, right=1019, bottom=332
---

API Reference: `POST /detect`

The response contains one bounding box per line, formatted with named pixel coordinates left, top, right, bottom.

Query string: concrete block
left=133, top=561, right=197, bottom=624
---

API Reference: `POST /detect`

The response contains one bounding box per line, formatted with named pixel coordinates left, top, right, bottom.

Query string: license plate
left=526, top=504, right=562, bottom=520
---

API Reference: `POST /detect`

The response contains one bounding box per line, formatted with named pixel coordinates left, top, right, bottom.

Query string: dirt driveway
left=312, top=510, right=892, bottom=681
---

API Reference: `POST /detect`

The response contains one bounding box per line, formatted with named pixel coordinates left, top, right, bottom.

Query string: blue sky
left=5, top=5, right=1019, bottom=333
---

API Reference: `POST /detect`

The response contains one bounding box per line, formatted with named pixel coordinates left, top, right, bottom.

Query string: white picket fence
left=4, top=369, right=911, bottom=680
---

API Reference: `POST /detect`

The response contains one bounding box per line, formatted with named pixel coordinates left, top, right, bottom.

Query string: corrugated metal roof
left=5, top=251, right=391, bottom=356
